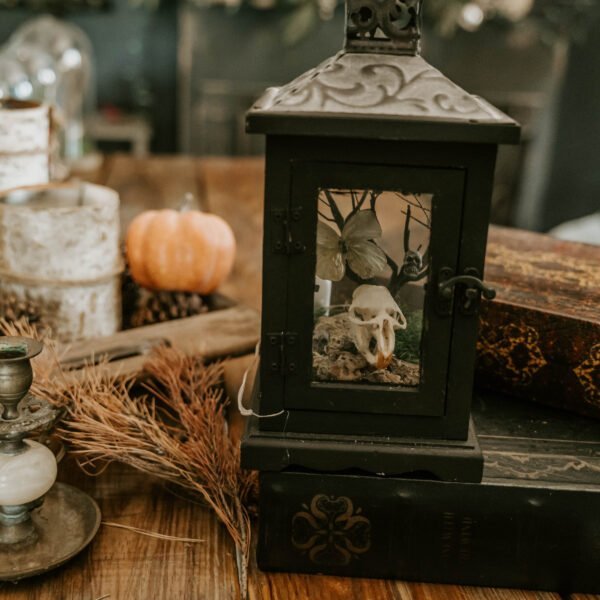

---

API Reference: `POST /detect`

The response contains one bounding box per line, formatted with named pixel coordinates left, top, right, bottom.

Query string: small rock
left=312, top=312, right=420, bottom=387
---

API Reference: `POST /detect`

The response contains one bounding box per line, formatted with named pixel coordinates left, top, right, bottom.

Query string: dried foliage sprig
left=0, top=318, right=256, bottom=599
left=58, top=349, right=255, bottom=598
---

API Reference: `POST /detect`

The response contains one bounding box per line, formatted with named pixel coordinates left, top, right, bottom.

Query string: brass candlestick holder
left=0, top=337, right=101, bottom=581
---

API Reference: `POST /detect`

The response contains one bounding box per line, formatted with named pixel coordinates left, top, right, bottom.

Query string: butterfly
left=316, top=210, right=387, bottom=282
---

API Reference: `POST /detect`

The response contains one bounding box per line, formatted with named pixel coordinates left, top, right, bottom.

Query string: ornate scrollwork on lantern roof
left=261, top=53, right=506, bottom=122
left=345, top=0, right=423, bottom=56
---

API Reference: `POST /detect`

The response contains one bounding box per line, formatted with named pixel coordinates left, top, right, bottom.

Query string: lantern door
left=278, top=161, right=465, bottom=420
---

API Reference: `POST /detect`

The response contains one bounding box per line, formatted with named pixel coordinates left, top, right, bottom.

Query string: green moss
left=314, top=307, right=328, bottom=320
left=394, top=310, right=423, bottom=364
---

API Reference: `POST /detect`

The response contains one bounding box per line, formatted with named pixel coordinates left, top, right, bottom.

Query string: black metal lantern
left=243, top=0, right=520, bottom=577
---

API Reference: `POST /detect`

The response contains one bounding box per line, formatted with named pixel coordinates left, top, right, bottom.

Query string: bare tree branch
left=318, top=211, right=336, bottom=223
left=400, top=209, right=430, bottom=230
left=394, top=192, right=432, bottom=227
left=369, top=190, right=381, bottom=211
left=356, top=190, right=369, bottom=212
left=409, top=193, right=431, bottom=226
left=323, top=190, right=345, bottom=231
left=345, top=264, right=371, bottom=285
left=386, top=255, right=400, bottom=278
left=403, top=205, right=412, bottom=252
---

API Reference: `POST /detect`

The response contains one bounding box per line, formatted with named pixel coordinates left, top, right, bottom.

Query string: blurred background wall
left=0, top=0, right=598, bottom=231
left=0, top=0, right=178, bottom=151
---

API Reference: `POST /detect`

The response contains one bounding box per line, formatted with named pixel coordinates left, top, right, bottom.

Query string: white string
left=237, top=341, right=285, bottom=419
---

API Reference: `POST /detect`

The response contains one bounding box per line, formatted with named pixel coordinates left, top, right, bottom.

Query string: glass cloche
left=4, top=15, right=96, bottom=164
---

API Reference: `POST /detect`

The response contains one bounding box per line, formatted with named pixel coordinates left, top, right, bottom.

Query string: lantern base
left=242, top=415, right=483, bottom=484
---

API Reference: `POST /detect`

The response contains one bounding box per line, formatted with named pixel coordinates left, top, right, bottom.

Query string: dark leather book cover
left=257, top=394, right=600, bottom=593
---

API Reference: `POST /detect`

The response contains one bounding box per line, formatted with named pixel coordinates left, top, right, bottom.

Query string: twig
left=356, top=190, right=369, bottom=211
left=234, top=495, right=249, bottom=600
left=386, top=255, right=400, bottom=279
left=323, top=189, right=345, bottom=231
left=102, top=521, right=205, bottom=544
left=409, top=193, right=431, bottom=226
left=317, top=211, right=336, bottom=223
left=399, top=208, right=430, bottom=230
left=393, top=192, right=432, bottom=224
left=345, top=264, right=371, bottom=285
left=403, top=205, right=412, bottom=252
left=369, top=190, right=380, bottom=211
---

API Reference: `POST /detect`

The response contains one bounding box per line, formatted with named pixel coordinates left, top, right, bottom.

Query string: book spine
left=258, top=471, right=600, bottom=594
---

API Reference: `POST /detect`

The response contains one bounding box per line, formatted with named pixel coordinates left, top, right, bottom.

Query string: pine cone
left=0, top=292, right=48, bottom=331
left=121, top=257, right=141, bottom=328
left=129, top=290, right=209, bottom=328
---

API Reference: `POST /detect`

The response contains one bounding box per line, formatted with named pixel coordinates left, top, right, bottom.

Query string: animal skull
left=401, top=250, right=423, bottom=279
left=348, top=285, right=407, bottom=370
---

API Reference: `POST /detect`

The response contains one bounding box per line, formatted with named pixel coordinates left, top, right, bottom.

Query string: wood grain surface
left=0, top=459, right=563, bottom=600
left=1, top=155, right=594, bottom=600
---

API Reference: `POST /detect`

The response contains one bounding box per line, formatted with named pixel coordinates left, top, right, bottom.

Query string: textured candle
left=0, top=182, right=122, bottom=341
left=0, top=440, right=57, bottom=506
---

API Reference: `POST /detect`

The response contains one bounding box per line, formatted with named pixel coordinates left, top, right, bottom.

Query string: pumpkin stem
left=178, top=192, right=198, bottom=213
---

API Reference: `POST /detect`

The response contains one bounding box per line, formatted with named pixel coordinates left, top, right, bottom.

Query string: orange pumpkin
left=126, top=207, right=236, bottom=294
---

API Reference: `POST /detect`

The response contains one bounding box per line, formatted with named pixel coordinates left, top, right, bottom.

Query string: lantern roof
left=246, top=1, right=520, bottom=144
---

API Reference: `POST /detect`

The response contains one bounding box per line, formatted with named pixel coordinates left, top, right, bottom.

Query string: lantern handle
left=344, top=0, right=424, bottom=56
left=437, top=267, right=497, bottom=316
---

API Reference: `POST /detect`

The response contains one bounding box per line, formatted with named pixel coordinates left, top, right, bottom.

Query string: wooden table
left=1, top=155, right=596, bottom=600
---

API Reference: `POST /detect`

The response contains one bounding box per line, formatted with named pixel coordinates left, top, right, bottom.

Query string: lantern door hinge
left=266, top=332, right=298, bottom=376
left=271, top=208, right=305, bottom=255
left=437, top=267, right=496, bottom=317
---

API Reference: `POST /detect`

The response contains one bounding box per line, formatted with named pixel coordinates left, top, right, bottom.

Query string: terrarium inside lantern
left=313, top=187, right=431, bottom=387
left=242, top=0, right=520, bottom=491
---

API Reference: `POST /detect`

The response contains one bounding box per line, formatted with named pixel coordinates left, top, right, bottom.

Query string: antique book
left=477, top=226, right=599, bottom=419
left=256, top=393, right=600, bottom=593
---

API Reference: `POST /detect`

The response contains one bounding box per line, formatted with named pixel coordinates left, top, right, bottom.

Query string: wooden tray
left=60, top=305, right=260, bottom=380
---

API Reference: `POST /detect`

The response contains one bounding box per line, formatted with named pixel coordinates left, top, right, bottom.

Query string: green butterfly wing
left=346, top=240, right=388, bottom=280
left=316, top=220, right=345, bottom=281
left=343, top=210, right=387, bottom=280
left=342, top=210, right=383, bottom=243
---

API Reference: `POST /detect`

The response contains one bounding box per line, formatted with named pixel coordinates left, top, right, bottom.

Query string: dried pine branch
left=0, top=318, right=256, bottom=599
left=54, top=348, right=255, bottom=598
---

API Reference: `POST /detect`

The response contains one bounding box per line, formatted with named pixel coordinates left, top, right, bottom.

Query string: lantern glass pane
left=313, top=188, right=432, bottom=389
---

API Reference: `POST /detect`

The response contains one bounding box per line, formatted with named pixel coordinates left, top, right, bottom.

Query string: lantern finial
left=344, top=0, right=423, bottom=56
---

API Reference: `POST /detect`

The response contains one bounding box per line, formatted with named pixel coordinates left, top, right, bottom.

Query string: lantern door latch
left=267, top=331, right=298, bottom=376
left=271, top=208, right=305, bottom=255
left=437, top=267, right=496, bottom=317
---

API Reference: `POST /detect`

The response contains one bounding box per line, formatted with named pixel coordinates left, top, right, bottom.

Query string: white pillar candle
left=0, top=182, right=123, bottom=341
left=0, top=440, right=57, bottom=506
left=314, top=277, right=333, bottom=315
